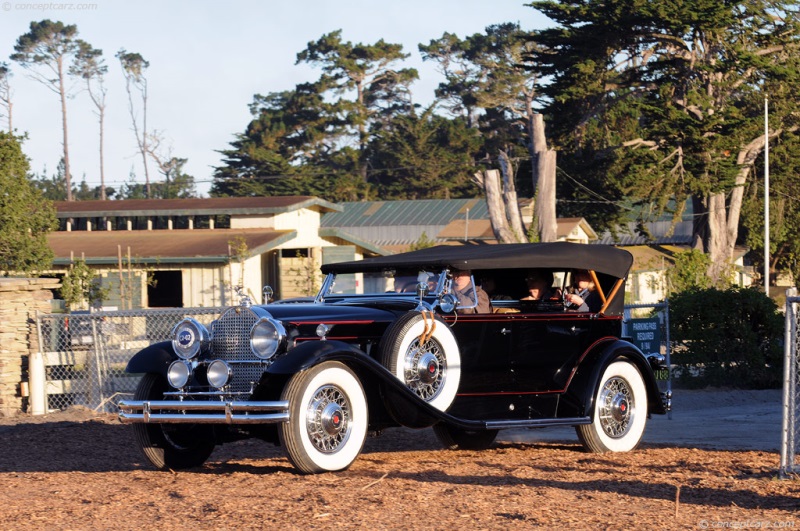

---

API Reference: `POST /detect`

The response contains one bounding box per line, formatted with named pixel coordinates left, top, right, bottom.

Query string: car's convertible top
left=323, top=242, right=633, bottom=279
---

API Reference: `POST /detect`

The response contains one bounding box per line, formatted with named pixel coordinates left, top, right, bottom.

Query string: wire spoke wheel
left=402, top=338, right=447, bottom=401
left=577, top=360, right=648, bottom=453
left=279, top=362, right=368, bottom=474
left=305, top=384, right=352, bottom=453
left=597, top=376, right=634, bottom=438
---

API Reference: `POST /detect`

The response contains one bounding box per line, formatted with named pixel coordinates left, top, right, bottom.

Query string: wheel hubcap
left=597, top=376, right=634, bottom=438
left=416, top=352, right=440, bottom=384
left=403, top=339, right=445, bottom=401
left=306, top=385, right=351, bottom=453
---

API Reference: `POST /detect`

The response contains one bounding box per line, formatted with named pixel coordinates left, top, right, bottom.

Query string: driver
left=451, top=269, right=490, bottom=314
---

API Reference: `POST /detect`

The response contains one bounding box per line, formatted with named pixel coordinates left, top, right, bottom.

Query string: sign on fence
left=629, top=317, right=661, bottom=355
left=629, top=317, right=668, bottom=381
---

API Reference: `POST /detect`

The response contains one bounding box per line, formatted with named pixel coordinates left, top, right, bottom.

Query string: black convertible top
left=322, top=242, right=633, bottom=279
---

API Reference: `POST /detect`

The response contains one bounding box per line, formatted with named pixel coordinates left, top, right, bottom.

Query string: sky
left=0, top=0, right=550, bottom=197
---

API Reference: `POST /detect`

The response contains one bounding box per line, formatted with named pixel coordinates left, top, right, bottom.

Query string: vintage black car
left=119, top=242, right=669, bottom=474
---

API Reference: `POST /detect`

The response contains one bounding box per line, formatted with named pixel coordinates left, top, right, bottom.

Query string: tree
left=213, top=83, right=361, bottom=201
left=296, top=30, right=419, bottom=196
left=0, top=132, right=58, bottom=276
left=144, top=130, right=197, bottom=198
left=117, top=49, right=152, bottom=198
left=528, top=0, right=800, bottom=282
left=366, top=107, right=481, bottom=199
left=60, top=257, right=108, bottom=310
left=0, top=63, right=12, bottom=132
left=11, top=20, right=81, bottom=201
left=741, top=126, right=800, bottom=284
left=421, top=24, right=555, bottom=241
left=70, top=41, right=108, bottom=199
left=30, top=159, right=114, bottom=201
left=409, top=231, right=435, bottom=251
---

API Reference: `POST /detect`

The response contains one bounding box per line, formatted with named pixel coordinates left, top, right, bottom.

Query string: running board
left=483, top=416, right=591, bottom=430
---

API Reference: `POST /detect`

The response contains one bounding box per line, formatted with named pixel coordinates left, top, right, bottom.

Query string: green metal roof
left=321, top=199, right=488, bottom=228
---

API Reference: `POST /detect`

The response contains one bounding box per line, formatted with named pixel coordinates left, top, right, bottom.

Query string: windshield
left=318, top=268, right=481, bottom=312
left=322, top=269, right=446, bottom=297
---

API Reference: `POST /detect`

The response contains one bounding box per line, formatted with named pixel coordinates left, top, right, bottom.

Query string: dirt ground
left=0, top=397, right=798, bottom=530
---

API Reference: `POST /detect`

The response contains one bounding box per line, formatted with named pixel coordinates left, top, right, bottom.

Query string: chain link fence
left=33, top=307, right=224, bottom=413
left=780, top=289, right=800, bottom=477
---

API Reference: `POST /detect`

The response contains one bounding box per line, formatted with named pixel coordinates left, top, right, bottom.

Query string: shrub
left=669, top=286, right=783, bottom=389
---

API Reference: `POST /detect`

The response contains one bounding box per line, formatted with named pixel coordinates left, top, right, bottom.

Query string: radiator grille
left=210, top=307, right=264, bottom=397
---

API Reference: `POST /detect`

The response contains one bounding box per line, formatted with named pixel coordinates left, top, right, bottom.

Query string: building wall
left=629, top=270, right=666, bottom=305
left=230, top=214, right=276, bottom=229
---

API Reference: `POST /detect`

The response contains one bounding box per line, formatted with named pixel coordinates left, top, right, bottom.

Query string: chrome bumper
left=118, top=399, right=290, bottom=424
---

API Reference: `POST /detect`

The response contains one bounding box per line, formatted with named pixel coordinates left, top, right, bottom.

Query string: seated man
left=521, top=270, right=561, bottom=301
left=451, top=269, right=491, bottom=314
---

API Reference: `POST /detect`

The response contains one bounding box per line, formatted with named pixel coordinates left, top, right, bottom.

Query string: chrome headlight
left=172, top=318, right=210, bottom=360
left=250, top=317, right=287, bottom=360
left=207, top=360, right=232, bottom=388
left=167, top=360, right=192, bottom=389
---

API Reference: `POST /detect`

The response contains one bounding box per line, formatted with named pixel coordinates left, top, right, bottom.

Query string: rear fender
left=124, top=341, right=176, bottom=377
left=561, top=339, right=665, bottom=418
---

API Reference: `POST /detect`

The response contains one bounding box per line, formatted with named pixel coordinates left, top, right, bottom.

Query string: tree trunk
left=498, top=150, right=526, bottom=241
left=58, top=56, right=72, bottom=201
left=474, top=170, right=518, bottom=243
left=536, top=149, right=558, bottom=242
left=531, top=114, right=557, bottom=242
left=696, top=132, right=768, bottom=283
left=99, top=102, right=106, bottom=201
left=142, top=81, right=150, bottom=199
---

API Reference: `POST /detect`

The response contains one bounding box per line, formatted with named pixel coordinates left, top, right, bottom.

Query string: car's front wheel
left=576, top=360, right=648, bottom=453
left=279, top=362, right=368, bottom=474
left=132, top=373, right=216, bottom=470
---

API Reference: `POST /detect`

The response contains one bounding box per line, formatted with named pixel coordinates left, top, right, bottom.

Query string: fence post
left=664, top=298, right=672, bottom=420
left=780, top=287, right=798, bottom=477
left=28, top=350, right=46, bottom=415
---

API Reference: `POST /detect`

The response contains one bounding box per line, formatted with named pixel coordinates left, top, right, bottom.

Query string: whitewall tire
left=576, top=360, right=648, bottom=453
left=279, top=362, right=368, bottom=474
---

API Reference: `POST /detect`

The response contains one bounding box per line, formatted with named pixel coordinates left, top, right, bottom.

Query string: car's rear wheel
left=279, top=362, right=368, bottom=474
left=380, top=312, right=461, bottom=413
left=132, top=373, right=216, bottom=470
left=433, top=423, right=498, bottom=450
left=576, top=360, right=648, bottom=453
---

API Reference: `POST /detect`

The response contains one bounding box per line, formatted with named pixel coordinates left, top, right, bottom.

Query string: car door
left=448, top=314, right=513, bottom=394
left=510, top=312, right=594, bottom=392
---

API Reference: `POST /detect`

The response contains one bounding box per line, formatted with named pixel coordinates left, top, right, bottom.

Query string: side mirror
left=263, top=285, right=274, bottom=304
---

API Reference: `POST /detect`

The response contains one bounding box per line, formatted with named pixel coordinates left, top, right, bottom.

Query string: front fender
left=561, top=339, right=665, bottom=418
left=264, top=340, right=446, bottom=428
left=125, top=341, right=177, bottom=377
left=266, top=340, right=365, bottom=375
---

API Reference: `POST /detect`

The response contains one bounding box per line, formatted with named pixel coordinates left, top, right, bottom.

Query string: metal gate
left=780, top=288, right=800, bottom=477
left=32, top=307, right=224, bottom=414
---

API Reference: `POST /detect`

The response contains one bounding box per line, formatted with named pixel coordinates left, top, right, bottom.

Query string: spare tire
left=379, top=311, right=461, bottom=414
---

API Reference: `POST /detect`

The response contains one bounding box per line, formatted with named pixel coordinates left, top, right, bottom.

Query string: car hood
left=258, top=301, right=406, bottom=324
